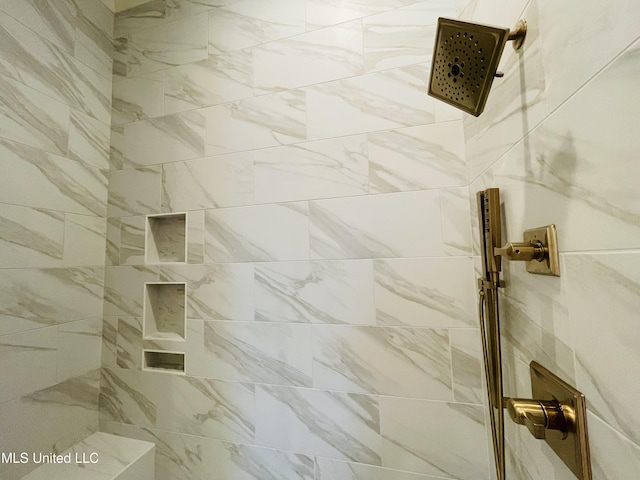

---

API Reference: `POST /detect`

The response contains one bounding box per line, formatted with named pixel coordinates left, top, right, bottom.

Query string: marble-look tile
left=254, top=260, right=374, bottom=324
left=114, top=0, right=228, bottom=37
left=256, top=385, right=383, bottom=464
left=306, top=65, right=434, bottom=140
left=0, top=73, right=69, bottom=156
left=254, top=136, right=368, bottom=204
left=313, top=325, right=452, bottom=400
left=162, top=153, right=254, bottom=211
left=315, top=457, right=444, bottom=480
left=116, top=317, right=143, bottom=370
left=124, top=110, right=205, bottom=167
left=106, top=217, right=121, bottom=266
left=381, top=397, right=489, bottom=478
left=156, top=375, right=256, bottom=443
left=253, top=20, right=364, bottom=94
left=68, top=110, right=111, bottom=170
left=73, top=0, right=114, bottom=80
left=0, top=267, right=104, bottom=336
left=0, top=139, right=108, bottom=217
left=190, top=321, right=313, bottom=387
left=451, top=328, right=483, bottom=404
left=103, top=265, right=159, bottom=317
left=305, top=0, right=418, bottom=30
left=567, top=254, right=640, bottom=445
left=204, top=89, right=306, bottom=155
left=538, top=0, right=640, bottom=113
left=112, top=72, right=164, bottom=125
left=110, top=124, right=125, bottom=170
left=186, top=210, right=204, bottom=264
left=374, top=257, right=476, bottom=328
left=63, top=213, right=107, bottom=266
left=107, top=166, right=161, bottom=217
left=102, top=317, right=117, bottom=369
left=0, top=326, right=58, bottom=403
left=363, top=1, right=456, bottom=72
left=310, top=191, right=443, bottom=259
left=0, top=204, right=64, bottom=268
left=0, top=0, right=76, bottom=55
left=589, top=412, right=640, bottom=480
left=57, top=317, right=102, bottom=382
left=205, top=202, right=309, bottom=262
left=119, top=216, right=146, bottom=265
left=160, top=263, right=254, bottom=321
left=471, top=40, right=640, bottom=252
left=368, top=122, right=466, bottom=193
left=164, top=50, right=253, bottom=114
left=118, top=13, right=209, bottom=77
left=100, top=422, right=314, bottom=480
left=208, top=0, right=305, bottom=54
left=440, top=187, right=473, bottom=256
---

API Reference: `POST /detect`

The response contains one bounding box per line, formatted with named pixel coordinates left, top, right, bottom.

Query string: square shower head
left=428, top=17, right=511, bottom=116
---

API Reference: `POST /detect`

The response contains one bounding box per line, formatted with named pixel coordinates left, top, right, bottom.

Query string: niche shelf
left=146, top=213, right=186, bottom=264
left=143, top=350, right=185, bottom=374
left=143, top=282, right=186, bottom=341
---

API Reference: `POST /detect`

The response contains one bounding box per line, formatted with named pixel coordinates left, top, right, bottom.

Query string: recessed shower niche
left=146, top=213, right=186, bottom=264
left=143, top=282, right=186, bottom=341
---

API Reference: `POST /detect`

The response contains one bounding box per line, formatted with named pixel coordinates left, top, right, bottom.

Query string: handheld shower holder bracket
left=494, top=224, right=560, bottom=276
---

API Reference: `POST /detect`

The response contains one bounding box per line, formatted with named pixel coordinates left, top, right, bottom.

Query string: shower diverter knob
left=506, top=398, right=568, bottom=440
left=493, top=225, right=561, bottom=276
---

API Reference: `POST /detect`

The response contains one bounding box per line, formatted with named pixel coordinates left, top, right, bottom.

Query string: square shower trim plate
left=530, top=361, right=592, bottom=480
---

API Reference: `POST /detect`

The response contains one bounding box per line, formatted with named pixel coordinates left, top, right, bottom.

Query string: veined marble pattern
left=440, top=187, right=473, bottom=256
left=0, top=73, right=69, bottom=156
left=306, top=64, right=435, bottom=140
left=110, top=124, right=124, bottom=170
left=0, top=326, right=58, bottom=403
left=186, top=210, right=204, bottom=264
left=208, top=0, right=305, bottom=54
left=0, top=204, right=64, bottom=268
left=107, top=166, right=161, bottom=217
left=63, top=213, right=107, bottom=267
left=315, top=457, right=445, bottom=480
left=204, top=203, right=309, bottom=263
left=103, top=265, right=159, bottom=317
left=313, top=325, right=452, bottom=400
left=0, top=139, right=108, bottom=217
left=119, top=216, right=146, bottom=265
left=112, top=72, right=164, bottom=125
left=254, top=136, right=368, bottom=204
left=164, top=50, right=253, bottom=114
left=253, top=20, right=364, bottom=94
left=380, top=398, right=489, bottom=478
left=57, top=317, right=103, bottom=382
left=567, top=254, right=640, bottom=445
left=68, top=110, right=110, bottom=170
left=191, top=321, right=313, bottom=387
left=309, top=191, right=443, bottom=259
left=118, top=13, right=208, bottom=78
left=374, top=257, right=476, bottom=328
left=0, top=267, right=104, bottom=337
left=124, top=110, right=205, bottom=167
left=368, top=122, right=467, bottom=193
left=106, top=217, right=122, bottom=266
left=102, top=317, right=117, bottom=369
left=160, top=264, right=255, bottom=321
left=116, top=317, right=143, bottom=370
left=254, top=260, right=375, bottom=324
left=363, top=1, right=456, bottom=72
left=305, top=0, right=419, bottom=30
left=162, top=153, right=254, bottom=211
left=255, top=385, right=382, bottom=464
left=204, top=89, right=306, bottom=156
left=73, top=0, right=115, bottom=80
left=450, top=328, right=483, bottom=404
left=100, top=422, right=315, bottom=480
left=588, top=411, right=640, bottom=480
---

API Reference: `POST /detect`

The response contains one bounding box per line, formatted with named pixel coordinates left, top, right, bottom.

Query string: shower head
left=428, top=17, right=527, bottom=116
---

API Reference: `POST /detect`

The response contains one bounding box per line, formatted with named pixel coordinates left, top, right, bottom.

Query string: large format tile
left=305, top=0, right=419, bottom=30
left=254, top=136, right=368, bottom=203
left=111, top=73, right=164, bottom=125
left=589, top=412, right=640, bottom=480
left=450, top=328, right=483, bottom=404
left=73, top=0, right=114, bottom=80
left=103, top=265, right=159, bottom=317
left=254, top=260, right=375, bottom=324
left=253, top=20, right=364, bottom=94
left=313, top=325, right=453, bottom=400
left=374, top=257, right=476, bottom=327
left=57, top=317, right=102, bottom=382
left=310, top=191, right=444, bottom=259
left=315, top=457, right=445, bottom=480
left=68, top=110, right=111, bottom=170
left=205, top=203, right=309, bottom=262
left=107, top=167, right=161, bottom=218
left=63, top=214, right=107, bottom=267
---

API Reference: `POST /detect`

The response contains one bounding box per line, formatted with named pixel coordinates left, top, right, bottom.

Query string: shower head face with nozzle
left=428, top=17, right=511, bottom=117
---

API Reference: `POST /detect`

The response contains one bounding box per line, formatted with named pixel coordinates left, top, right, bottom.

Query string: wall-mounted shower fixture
left=428, top=17, right=527, bottom=116
left=477, top=188, right=592, bottom=480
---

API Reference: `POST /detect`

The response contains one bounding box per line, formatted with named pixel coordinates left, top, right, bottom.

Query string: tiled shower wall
left=99, top=0, right=492, bottom=479
left=462, top=0, right=640, bottom=478
left=0, top=1, right=113, bottom=479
